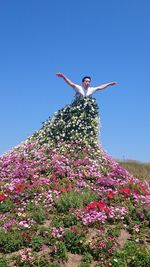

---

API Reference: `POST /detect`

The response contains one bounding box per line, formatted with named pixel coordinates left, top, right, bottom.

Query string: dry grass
left=118, top=160, right=150, bottom=180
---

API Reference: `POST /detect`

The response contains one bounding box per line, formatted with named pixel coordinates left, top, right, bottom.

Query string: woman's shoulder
left=74, top=84, right=84, bottom=96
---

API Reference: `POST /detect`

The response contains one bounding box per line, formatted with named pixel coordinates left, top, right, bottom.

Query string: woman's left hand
left=110, top=81, right=118, bottom=86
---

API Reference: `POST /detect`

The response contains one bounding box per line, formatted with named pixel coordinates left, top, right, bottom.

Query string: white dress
left=74, top=84, right=99, bottom=97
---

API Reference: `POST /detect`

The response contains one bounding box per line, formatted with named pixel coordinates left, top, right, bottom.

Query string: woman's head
left=82, top=76, right=91, bottom=89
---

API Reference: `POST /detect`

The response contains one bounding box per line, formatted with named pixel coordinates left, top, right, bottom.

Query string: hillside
left=0, top=97, right=150, bottom=267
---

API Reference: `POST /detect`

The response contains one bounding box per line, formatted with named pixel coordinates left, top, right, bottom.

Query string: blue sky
left=0, top=0, right=150, bottom=162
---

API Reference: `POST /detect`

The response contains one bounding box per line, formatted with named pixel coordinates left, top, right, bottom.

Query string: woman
left=29, top=73, right=118, bottom=147
left=56, top=72, right=118, bottom=97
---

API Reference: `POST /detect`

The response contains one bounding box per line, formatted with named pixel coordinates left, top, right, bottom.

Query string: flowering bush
left=87, top=231, right=118, bottom=261
left=17, top=248, right=34, bottom=266
left=28, top=97, right=100, bottom=146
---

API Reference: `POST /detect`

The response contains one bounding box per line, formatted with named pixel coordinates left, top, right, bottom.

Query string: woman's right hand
left=56, top=72, right=64, bottom=78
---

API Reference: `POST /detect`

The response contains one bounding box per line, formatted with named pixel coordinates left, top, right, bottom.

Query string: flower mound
left=0, top=97, right=150, bottom=267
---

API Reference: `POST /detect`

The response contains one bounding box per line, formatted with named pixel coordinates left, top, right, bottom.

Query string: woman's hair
left=82, top=76, right=91, bottom=82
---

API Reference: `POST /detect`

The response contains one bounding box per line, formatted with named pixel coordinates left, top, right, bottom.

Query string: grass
left=118, top=160, right=150, bottom=180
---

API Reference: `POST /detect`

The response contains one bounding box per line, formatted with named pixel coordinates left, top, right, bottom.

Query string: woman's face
left=82, top=78, right=91, bottom=90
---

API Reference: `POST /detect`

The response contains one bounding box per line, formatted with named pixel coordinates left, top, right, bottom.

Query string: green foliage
left=79, top=252, right=93, bottom=267
left=79, top=263, right=91, bottom=267
left=82, top=189, right=99, bottom=206
left=51, top=213, right=77, bottom=228
left=55, top=189, right=99, bottom=213
left=33, top=254, right=60, bottom=267
left=52, top=241, right=68, bottom=261
left=15, top=261, right=32, bottom=267
left=30, top=235, right=45, bottom=251
left=29, top=206, right=46, bottom=224
left=48, top=264, right=60, bottom=267
left=111, top=241, right=150, bottom=267
left=38, top=226, right=50, bottom=238
left=0, top=256, right=8, bottom=267
left=107, top=227, right=120, bottom=237
left=63, top=229, right=85, bottom=254
left=0, top=199, right=13, bottom=213
left=62, top=213, right=78, bottom=227
left=0, top=229, right=23, bottom=253
left=55, top=191, right=83, bottom=213
left=146, top=211, right=150, bottom=220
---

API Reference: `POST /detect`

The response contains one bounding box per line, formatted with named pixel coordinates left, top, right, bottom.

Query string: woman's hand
left=110, top=81, right=118, bottom=86
left=56, top=73, right=75, bottom=88
left=56, top=72, right=65, bottom=78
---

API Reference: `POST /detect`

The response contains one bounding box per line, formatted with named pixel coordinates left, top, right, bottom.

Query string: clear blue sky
left=0, top=0, right=150, bottom=162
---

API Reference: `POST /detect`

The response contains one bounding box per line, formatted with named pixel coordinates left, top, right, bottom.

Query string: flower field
left=0, top=97, right=150, bottom=267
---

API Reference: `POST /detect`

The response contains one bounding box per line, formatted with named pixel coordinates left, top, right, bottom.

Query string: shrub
left=55, top=191, right=83, bottom=212
left=79, top=262, right=90, bottom=267
left=79, top=252, right=93, bottom=267
left=62, top=213, right=78, bottom=227
left=0, top=229, right=23, bottom=253
left=55, top=189, right=99, bottom=214
left=38, top=226, right=50, bottom=238
left=33, top=254, right=61, bottom=267
left=52, top=241, right=68, bottom=261
left=31, top=235, right=45, bottom=251
left=0, top=256, right=8, bottom=267
left=86, top=230, right=118, bottom=261
left=63, top=229, right=85, bottom=254
left=0, top=199, right=13, bottom=213
left=31, top=207, right=46, bottom=224
left=51, top=213, right=77, bottom=228
left=82, top=189, right=99, bottom=206
left=111, top=241, right=150, bottom=267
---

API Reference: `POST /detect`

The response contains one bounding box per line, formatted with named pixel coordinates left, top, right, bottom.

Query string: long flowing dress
left=28, top=95, right=100, bottom=148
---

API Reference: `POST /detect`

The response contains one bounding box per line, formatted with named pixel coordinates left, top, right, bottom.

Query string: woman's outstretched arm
left=95, top=81, right=118, bottom=91
left=56, top=72, right=76, bottom=88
